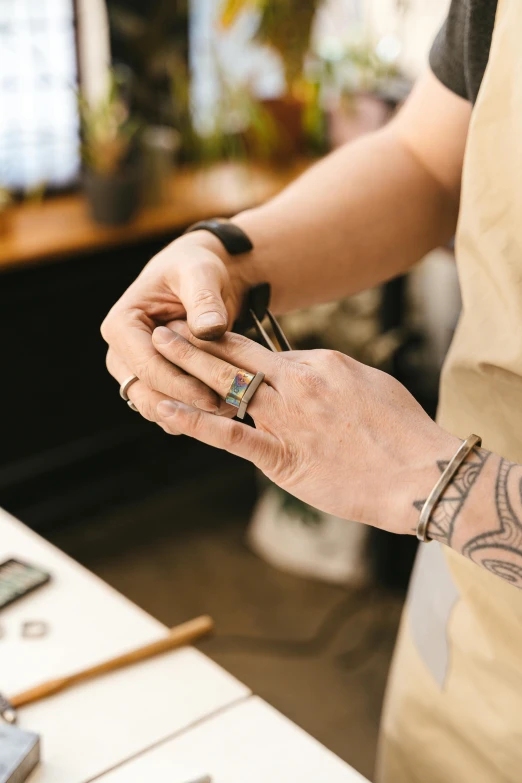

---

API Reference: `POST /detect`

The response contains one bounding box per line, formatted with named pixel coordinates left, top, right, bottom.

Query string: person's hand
left=101, top=231, right=254, bottom=421
left=145, top=322, right=460, bottom=534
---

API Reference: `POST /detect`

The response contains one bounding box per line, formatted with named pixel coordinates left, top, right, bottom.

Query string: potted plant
left=194, top=64, right=280, bottom=164
left=312, top=38, right=408, bottom=148
left=79, top=70, right=141, bottom=225
left=248, top=480, right=369, bottom=586
left=219, top=0, right=324, bottom=158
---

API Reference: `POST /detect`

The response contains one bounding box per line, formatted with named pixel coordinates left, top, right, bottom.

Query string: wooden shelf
left=0, top=161, right=309, bottom=272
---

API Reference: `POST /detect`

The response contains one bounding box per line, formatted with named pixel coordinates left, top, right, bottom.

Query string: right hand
left=101, top=230, right=252, bottom=422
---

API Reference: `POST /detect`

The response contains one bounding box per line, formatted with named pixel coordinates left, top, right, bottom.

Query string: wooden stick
left=10, top=614, right=214, bottom=709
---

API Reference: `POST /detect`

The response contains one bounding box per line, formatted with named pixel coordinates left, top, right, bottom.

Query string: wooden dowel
left=11, top=614, right=214, bottom=709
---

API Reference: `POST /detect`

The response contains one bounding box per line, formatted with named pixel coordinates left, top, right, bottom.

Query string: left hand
left=113, top=321, right=460, bottom=534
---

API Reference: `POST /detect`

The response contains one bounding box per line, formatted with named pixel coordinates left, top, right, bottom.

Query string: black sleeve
left=429, top=0, right=468, bottom=100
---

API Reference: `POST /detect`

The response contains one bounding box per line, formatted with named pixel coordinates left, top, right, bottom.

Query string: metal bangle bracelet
left=416, top=434, right=482, bottom=543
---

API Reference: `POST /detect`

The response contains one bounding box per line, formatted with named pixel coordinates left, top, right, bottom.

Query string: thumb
left=180, top=261, right=229, bottom=340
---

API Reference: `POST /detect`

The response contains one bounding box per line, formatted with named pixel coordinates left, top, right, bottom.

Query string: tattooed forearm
left=462, top=458, right=522, bottom=585
left=413, top=447, right=522, bottom=588
left=413, top=447, right=490, bottom=547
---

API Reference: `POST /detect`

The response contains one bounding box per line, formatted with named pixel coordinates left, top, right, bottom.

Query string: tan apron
left=376, top=0, right=522, bottom=780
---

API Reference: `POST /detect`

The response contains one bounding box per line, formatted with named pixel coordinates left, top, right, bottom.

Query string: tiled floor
left=52, top=467, right=404, bottom=782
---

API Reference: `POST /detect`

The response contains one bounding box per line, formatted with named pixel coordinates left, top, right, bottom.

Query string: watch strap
left=184, top=218, right=254, bottom=256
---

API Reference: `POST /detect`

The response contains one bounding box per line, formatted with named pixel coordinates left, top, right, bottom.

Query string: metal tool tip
left=2, top=708, right=18, bottom=724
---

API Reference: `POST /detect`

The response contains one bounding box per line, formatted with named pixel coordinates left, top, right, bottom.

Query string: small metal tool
left=0, top=616, right=213, bottom=714
left=0, top=723, right=40, bottom=783
left=0, top=694, right=16, bottom=725
left=234, top=283, right=292, bottom=353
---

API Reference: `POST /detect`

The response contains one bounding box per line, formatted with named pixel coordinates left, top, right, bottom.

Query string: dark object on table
left=0, top=560, right=51, bottom=612
left=83, top=167, right=142, bottom=226
left=0, top=724, right=40, bottom=783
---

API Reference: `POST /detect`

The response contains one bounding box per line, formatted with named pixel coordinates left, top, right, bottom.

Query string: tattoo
left=414, top=448, right=522, bottom=588
left=462, top=458, right=522, bottom=587
left=413, top=447, right=490, bottom=547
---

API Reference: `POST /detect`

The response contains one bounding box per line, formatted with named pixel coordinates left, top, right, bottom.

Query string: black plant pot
left=83, top=167, right=142, bottom=226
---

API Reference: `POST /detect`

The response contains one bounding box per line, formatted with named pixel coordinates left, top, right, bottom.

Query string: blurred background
left=0, top=0, right=457, bottom=778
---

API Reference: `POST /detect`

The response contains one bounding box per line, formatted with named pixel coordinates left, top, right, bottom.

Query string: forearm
left=233, top=124, right=459, bottom=313
left=414, top=446, right=522, bottom=588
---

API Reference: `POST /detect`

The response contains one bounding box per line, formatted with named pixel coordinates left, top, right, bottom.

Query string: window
left=0, top=0, right=80, bottom=190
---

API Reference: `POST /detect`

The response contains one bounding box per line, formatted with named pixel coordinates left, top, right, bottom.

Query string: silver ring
left=120, top=375, right=139, bottom=401
left=21, top=620, right=49, bottom=639
left=127, top=401, right=139, bottom=412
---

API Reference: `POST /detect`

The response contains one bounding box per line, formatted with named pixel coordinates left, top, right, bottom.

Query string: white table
left=98, top=697, right=369, bottom=783
left=0, top=509, right=249, bottom=783
left=0, top=508, right=369, bottom=783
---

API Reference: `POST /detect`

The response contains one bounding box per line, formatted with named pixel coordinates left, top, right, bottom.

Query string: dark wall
left=0, top=236, right=240, bottom=534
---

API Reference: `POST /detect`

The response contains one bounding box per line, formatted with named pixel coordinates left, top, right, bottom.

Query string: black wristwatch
left=184, top=217, right=254, bottom=256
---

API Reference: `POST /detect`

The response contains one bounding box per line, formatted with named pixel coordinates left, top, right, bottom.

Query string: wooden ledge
left=0, top=160, right=311, bottom=272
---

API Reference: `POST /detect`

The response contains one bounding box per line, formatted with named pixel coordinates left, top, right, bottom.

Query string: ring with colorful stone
left=225, top=369, right=265, bottom=420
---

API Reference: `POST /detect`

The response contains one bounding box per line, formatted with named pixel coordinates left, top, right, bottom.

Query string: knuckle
left=100, top=313, right=114, bottom=343
left=266, top=441, right=300, bottom=484
left=191, top=255, right=224, bottom=275
left=283, top=350, right=309, bottom=364
left=124, top=380, right=156, bottom=422
left=186, top=408, right=205, bottom=434
left=214, top=363, right=236, bottom=392
left=295, top=365, right=326, bottom=395
left=134, top=398, right=154, bottom=422
left=317, top=348, right=345, bottom=366
left=224, top=422, right=246, bottom=450
left=134, top=361, right=151, bottom=387
left=105, top=349, right=116, bottom=377
left=135, top=353, right=159, bottom=387
left=178, top=376, right=214, bottom=408
left=221, top=332, right=249, bottom=351
left=133, top=389, right=159, bottom=422
left=192, top=288, right=223, bottom=309
left=251, top=385, right=276, bottom=418
left=329, top=349, right=349, bottom=366
left=174, top=337, right=198, bottom=362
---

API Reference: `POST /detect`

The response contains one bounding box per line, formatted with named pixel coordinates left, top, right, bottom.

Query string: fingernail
left=196, top=312, right=226, bottom=330
left=157, top=400, right=184, bottom=417
left=153, top=326, right=175, bottom=344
